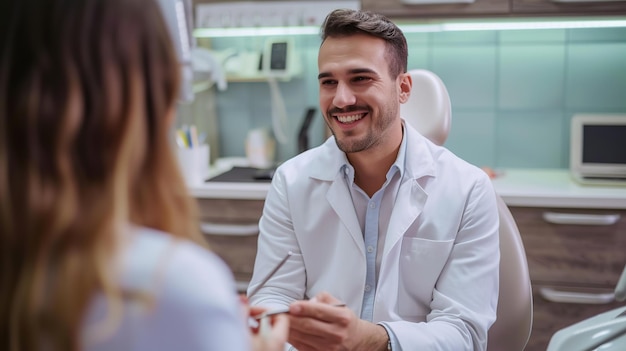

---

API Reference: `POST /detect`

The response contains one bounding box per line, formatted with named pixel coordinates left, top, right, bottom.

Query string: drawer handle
left=200, top=222, right=259, bottom=236
left=540, top=287, right=615, bottom=304
left=542, top=212, right=620, bottom=226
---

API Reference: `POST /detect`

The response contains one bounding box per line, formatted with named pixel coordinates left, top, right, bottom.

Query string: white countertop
left=491, top=168, right=626, bottom=209
left=189, top=167, right=626, bottom=209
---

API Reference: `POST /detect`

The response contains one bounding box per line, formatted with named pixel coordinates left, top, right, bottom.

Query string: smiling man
left=248, top=9, right=500, bottom=351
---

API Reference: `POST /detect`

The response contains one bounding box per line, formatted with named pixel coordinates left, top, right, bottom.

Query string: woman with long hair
left=0, top=0, right=288, bottom=350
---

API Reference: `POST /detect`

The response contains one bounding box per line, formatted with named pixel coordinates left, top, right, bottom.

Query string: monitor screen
left=570, top=114, right=626, bottom=183
left=583, top=125, right=626, bottom=164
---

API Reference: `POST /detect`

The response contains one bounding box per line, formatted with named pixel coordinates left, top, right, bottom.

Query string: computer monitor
left=570, top=114, right=626, bottom=185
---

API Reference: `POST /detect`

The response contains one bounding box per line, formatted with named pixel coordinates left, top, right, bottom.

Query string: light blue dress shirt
left=342, top=130, right=408, bottom=350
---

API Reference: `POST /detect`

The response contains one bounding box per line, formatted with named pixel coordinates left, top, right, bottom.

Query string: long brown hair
left=0, top=0, right=204, bottom=350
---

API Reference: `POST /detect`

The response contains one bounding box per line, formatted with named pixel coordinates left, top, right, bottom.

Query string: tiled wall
left=204, top=26, right=626, bottom=169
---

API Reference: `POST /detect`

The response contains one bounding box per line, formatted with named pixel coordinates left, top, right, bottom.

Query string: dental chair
left=547, top=265, right=626, bottom=350
left=401, top=69, right=534, bottom=351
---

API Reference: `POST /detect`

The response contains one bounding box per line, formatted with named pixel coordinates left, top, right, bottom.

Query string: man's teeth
left=336, top=114, right=364, bottom=123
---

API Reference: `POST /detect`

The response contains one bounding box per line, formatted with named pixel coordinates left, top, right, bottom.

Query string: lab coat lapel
left=383, top=178, right=427, bottom=257
left=309, top=137, right=365, bottom=256
left=326, top=174, right=366, bottom=256
left=383, top=123, right=433, bottom=257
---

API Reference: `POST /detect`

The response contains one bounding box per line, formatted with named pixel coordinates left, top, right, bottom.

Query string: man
left=248, top=8, right=499, bottom=351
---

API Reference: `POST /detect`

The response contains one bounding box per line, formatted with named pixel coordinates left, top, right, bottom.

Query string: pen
left=252, top=302, right=347, bottom=320
left=247, top=251, right=293, bottom=299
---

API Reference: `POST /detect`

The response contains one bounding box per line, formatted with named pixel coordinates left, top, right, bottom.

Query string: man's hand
left=241, top=295, right=290, bottom=351
left=287, top=292, right=389, bottom=351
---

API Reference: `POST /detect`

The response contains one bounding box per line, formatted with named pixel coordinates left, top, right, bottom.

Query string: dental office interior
left=176, top=0, right=626, bottom=350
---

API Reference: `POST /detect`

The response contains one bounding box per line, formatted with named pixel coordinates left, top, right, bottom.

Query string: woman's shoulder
left=82, top=227, right=248, bottom=350
left=122, top=226, right=237, bottom=302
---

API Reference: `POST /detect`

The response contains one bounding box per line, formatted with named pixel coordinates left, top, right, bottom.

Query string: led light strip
left=193, top=18, right=626, bottom=38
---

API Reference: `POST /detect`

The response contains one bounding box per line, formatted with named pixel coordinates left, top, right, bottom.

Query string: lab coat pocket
left=397, top=237, right=454, bottom=320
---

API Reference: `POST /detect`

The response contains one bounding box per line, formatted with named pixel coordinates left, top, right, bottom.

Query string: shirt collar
left=340, top=123, right=408, bottom=184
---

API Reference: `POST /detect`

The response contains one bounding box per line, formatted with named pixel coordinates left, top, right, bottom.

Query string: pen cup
left=176, top=144, right=210, bottom=185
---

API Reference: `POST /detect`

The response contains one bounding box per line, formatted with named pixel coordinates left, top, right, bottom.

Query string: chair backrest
left=401, top=69, right=533, bottom=351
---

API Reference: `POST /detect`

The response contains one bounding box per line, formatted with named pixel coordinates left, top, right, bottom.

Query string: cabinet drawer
left=511, top=207, right=626, bottom=288
left=195, top=198, right=265, bottom=292
left=524, top=285, right=625, bottom=351
left=197, top=198, right=264, bottom=222
left=201, top=232, right=258, bottom=286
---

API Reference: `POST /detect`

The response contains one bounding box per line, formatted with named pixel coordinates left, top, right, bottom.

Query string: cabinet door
left=511, top=206, right=626, bottom=351
left=361, top=0, right=510, bottom=18
left=196, top=198, right=265, bottom=292
left=525, top=286, right=625, bottom=351
left=512, top=0, right=626, bottom=15
left=511, top=207, right=626, bottom=288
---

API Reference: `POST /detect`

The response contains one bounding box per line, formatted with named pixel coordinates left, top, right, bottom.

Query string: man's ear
left=399, top=72, right=412, bottom=104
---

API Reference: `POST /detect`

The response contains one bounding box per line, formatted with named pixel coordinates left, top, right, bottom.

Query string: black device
left=269, top=42, right=288, bottom=70
left=298, top=108, right=317, bottom=154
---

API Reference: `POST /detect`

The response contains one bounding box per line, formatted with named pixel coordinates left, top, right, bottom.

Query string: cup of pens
left=176, top=125, right=209, bottom=185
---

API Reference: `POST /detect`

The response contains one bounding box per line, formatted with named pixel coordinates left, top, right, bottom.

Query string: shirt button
left=367, top=245, right=374, bottom=253
left=369, top=202, right=376, bottom=209
left=365, top=285, right=372, bottom=292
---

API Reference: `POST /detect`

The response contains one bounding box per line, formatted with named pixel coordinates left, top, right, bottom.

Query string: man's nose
left=332, top=82, right=356, bottom=108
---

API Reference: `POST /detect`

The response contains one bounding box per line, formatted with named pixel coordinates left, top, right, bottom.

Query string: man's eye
left=320, top=80, right=337, bottom=85
left=352, top=76, right=371, bottom=82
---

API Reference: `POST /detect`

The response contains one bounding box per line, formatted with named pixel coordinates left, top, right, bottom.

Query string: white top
left=82, top=226, right=250, bottom=351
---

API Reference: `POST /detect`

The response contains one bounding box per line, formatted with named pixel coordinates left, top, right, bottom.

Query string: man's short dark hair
left=320, top=9, right=408, bottom=78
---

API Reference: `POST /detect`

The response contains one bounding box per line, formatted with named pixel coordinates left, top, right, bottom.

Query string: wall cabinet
left=511, top=0, right=626, bottom=16
left=510, top=206, right=626, bottom=351
left=196, top=198, right=265, bottom=292
left=360, top=0, right=510, bottom=18
left=360, top=0, right=626, bottom=18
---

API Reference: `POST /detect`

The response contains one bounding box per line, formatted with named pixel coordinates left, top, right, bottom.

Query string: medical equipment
left=547, top=265, right=626, bottom=351
left=155, top=0, right=195, bottom=102
left=263, top=38, right=299, bottom=145
left=570, top=114, right=626, bottom=186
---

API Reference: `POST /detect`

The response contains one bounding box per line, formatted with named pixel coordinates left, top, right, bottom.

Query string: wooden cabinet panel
left=202, top=233, right=259, bottom=284
left=197, top=198, right=264, bottom=222
left=511, top=207, right=626, bottom=288
left=361, top=0, right=510, bottom=18
left=525, top=286, right=625, bottom=351
left=195, top=198, right=265, bottom=292
left=511, top=206, right=626, bottom=351
left=511, top=0, right=626, bottom=16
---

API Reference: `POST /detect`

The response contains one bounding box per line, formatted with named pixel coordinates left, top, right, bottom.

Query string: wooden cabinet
left=361, top=0, right=626, bottom=18
left=196, top=198, right=265, bottom=292
left=510, top=206, right=626, bottom=351
left=361, top=0, right=510, bottom=18
left=511, top=0, right=626, bottom=16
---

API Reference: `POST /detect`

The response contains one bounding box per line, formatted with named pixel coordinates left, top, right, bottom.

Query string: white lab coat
left=249, top=122, right=499, bottom=350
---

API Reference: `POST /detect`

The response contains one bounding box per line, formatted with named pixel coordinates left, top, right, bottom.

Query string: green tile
left=498, top=44, right=566, bottom=110
left=407, top=44, right=430, bottom=71
left=495, top=112, right=565, bottom=168
left=446, top=111, right=496, bottom=168
left=565, top=43, right=626, bottom=110
left=432, top=46, right=497, bottom=109
left=499, top=29, right=566, bottom=44
left=568, top=27, right=626, bottom=43
left=405, top=32, right=430, bottom=46
left=432, top=31, right=498, bottom=45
